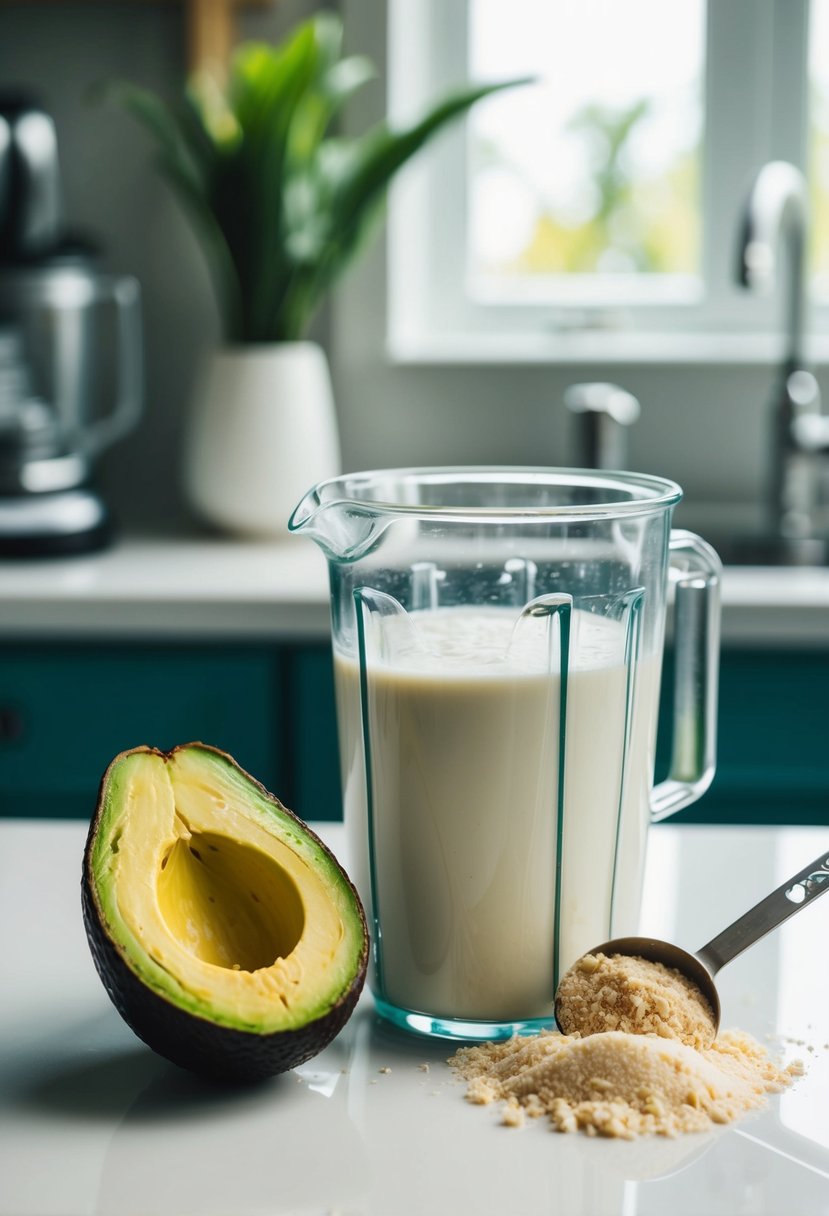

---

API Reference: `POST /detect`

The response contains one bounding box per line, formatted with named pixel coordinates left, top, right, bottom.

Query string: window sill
left=386, top=330, right=829, bottom=367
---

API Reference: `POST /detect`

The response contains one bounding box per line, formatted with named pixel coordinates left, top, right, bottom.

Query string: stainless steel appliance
left=0, top=93, right=142, bottom=555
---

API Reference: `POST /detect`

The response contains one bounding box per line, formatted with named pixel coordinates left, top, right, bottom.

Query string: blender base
left=0, top=487, right=112, bottom=557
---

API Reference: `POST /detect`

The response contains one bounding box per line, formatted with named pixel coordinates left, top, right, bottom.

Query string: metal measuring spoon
left=556, top=848, right=829, bottom=1042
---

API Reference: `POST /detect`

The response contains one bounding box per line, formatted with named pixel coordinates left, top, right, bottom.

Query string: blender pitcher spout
left=288, top=483, right=390, bottom=562
left=287, top=485, right=325, bottom=540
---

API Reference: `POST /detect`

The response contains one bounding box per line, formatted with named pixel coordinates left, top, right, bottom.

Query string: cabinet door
left=286, top=644, right=343, bottom=823
left=0, top=645, right=281, bottom=819
left=657, top=648, right=829, bottom=825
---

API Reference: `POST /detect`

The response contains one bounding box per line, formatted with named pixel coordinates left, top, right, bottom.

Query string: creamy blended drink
left=334, top=605, right=661, bottom=1024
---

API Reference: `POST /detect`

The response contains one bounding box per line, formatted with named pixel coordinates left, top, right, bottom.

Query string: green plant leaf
left=156, top=153, right=244, bottom=338
left=289, top=54, right=376, bottom=167
left=229, top=25, right=318, bottom=143
left=227, top=22, right=333, bottom=338
left=106, top=80, right=243, bottom=334
left=105, top=82, right=206, bottom=194
left=186, top=73, right=242, bottom=155
left=333, top=79, right=530, bottom=225
left=309, top=8, right=344, bottom=70
left=287, top=77, right=531, bottom=332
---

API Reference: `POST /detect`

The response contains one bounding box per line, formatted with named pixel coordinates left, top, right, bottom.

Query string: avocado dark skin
left=82, top=744, right=369, bottom=1083
left=82, top=880, right=364, bottom=1081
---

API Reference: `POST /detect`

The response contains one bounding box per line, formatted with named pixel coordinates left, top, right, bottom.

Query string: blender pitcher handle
left=83, top=276, right=143, bottom=457
left=650, top=530, right=722, bottom=822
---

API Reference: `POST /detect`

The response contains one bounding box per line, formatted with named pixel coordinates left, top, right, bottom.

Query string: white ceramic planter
left=184, top=342, right=340, bottom=538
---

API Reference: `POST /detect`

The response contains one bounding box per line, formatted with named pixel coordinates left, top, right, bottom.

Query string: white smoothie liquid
left=334, top=605, right=661, bottom=1023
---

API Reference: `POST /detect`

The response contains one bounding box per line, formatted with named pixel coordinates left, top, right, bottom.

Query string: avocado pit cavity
left=157, top=832, right=305, bottom=973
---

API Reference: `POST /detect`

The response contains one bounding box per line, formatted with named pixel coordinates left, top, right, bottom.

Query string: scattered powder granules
left=555, top=952, right=717, bottom=1048
left=450, top=1028, right=802, bottom=1139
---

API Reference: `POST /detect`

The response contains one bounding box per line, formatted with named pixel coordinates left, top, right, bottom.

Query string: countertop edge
left=0, top=535, right=828, bottom=645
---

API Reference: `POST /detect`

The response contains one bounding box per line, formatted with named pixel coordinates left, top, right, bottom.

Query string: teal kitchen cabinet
left=1, top=641, right=827, bottom=826
left=658, top=648, right=829, bottom=825
left=283, top=645, right=343, bottom=824
left=0, top=644, right=284, bottom=820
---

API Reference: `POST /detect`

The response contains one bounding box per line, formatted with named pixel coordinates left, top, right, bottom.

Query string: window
left=385, top=0, right=817, bottom=363
left=467, top=0, right=704, bottom=301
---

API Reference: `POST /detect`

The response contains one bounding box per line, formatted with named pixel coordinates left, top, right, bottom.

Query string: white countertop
left=0, top=534, right=331, bottom=640
left=2, top=818, right=828, bottom=1216
left=1, top=532, right=829, bottom=644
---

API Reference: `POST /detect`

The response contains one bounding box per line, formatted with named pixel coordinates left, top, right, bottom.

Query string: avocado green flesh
left=89, top=747, right=365, bottom=1035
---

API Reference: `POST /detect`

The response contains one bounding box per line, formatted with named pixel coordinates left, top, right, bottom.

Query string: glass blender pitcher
left=290, top=468, right=720, bottom=1041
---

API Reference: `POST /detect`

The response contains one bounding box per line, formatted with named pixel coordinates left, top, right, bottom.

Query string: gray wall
left=332, top=352, right=775, bottom=529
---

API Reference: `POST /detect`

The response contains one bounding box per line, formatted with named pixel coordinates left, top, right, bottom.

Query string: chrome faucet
left=564, top=381, right=640, bottom=470
left=738, top=160, right=829, bottom=562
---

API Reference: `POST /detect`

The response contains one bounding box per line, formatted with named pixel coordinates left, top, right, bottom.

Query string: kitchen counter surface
left=1, top=532, right=829, bottom=644
left=0, top=534, right=331, bottom=640
left=2, top=818, right=828, bottom=1216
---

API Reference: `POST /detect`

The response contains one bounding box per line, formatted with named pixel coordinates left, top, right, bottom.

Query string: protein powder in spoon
left=555, top=848, right=829, bottom=1047
left=555, top=952, right=717, bottom=1049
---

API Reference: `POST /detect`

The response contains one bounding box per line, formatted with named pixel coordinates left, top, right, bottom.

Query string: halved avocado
left=82, top=744, right=368, bottom=1081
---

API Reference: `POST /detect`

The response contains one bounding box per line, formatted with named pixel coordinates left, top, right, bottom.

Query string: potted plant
left=114, top=11, right=521, bottom=537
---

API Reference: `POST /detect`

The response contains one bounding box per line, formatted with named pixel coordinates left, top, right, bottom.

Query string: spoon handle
left=696, top=849, right=829, bottom=976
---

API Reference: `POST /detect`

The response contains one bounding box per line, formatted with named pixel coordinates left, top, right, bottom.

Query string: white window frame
left=343, top=0, right=823, bottom=367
